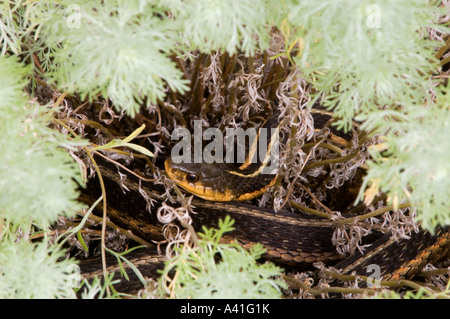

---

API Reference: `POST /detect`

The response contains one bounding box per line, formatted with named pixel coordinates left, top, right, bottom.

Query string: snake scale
left=78, top=158, right=450, bottom=294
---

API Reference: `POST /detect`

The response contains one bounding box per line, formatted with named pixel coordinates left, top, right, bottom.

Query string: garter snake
left=164, top=108, right=353, bottom=202
left=79, top=108, right=450, bottom=295
left=164, top=110, right=283, bottom=201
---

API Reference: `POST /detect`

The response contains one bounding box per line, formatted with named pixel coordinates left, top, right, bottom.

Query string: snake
left=79, top=107, right=450, bottom=295
left=164, top=110, right=283, bottom=201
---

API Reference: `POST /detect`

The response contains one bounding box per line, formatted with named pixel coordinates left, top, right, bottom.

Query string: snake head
left=164, top=157, right=236, bottom=201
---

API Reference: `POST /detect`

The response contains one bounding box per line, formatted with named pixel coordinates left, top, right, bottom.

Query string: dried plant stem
left=282, top=274, right=376, bottom=296
left=296, top=182, right=334, bottom=215
left=440, top=55, right=450, bottom=66
left=321, top=269, right=445, bottom=297
left=435, top=36, right=450, bottom=60
left=289, top=201, right=332, bottom=219
left=418, top=268, right=450, bottom=277
left=84, top=148, right=110, bottom=297
left=337, top=202, right=411, bottom=226
left=92, top=151, right=156, bottom=182
left=159, top=101, right=188, bottom=128
left=50, top=90, right=69, bottom=112
left=284, top=269, right=444, bottom=298
left=344, top=194, right=387, bottom=215
left=303, top=151, right=357, bottom=171
left=222, top=53, right=238, bottom=81
left=302, top=142, right=344, bottom=155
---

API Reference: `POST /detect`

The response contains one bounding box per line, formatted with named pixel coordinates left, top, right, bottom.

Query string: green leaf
left=89, top=124, right=154, bottom=157
left=122, top=124, right=146, bottom=143
left=121, top=143, right=154, bottom=157
left=77, top=230, right=89, bottom=253
left=105, top=247, right=147, bottom=286
left=158, top=218, right=286, bottom=299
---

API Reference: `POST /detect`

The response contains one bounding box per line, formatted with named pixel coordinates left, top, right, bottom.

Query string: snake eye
left=186, top=174, right=199, bottom=183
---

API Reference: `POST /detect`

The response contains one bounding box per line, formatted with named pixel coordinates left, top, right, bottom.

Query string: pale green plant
left=0, top=56, right=85, bottom=298
left=0, top=56, right=86, bottom=230
left=164, top=0, right=271, bottom=56
left=279, top=0, right=449, bottom=231
left=0, top=238, right=80, bottom=298
left=28, top=0, right=191, bottom=117
left=0, top=0, right=449, bottom=298
left=283, top=0, right=445, bottom=130
left=157, top=216, right=287, bottom=298
left=357, top=86, right=450, bottom=231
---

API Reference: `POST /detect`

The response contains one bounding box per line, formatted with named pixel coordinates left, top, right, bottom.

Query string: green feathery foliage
left=165, top=0, right=271, bottom=56
left=0, top=57, right=85, bottom=230
left=0, top=0, right=449, bottom=298
left=0, top=238, right=80, bottom=298
left=358, top=85, right=450, bottom=231
left=283, top=0, right=444, bottom=130
left=278, top=0, right=449, bottom=231
left=28, top=0, right=191, bottom=117
left=0, top=56, right=85, bottom=298
left=0, top=56, right=86, bottom=229
left=0, top=1, right=23, bottom=55
left=157, top=217, right=287, bottom=298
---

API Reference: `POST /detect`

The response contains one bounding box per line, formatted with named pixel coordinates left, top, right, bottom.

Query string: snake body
left=80, top=160, right=450, bottom=294
left=79, top=108, right=450, bottom=295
